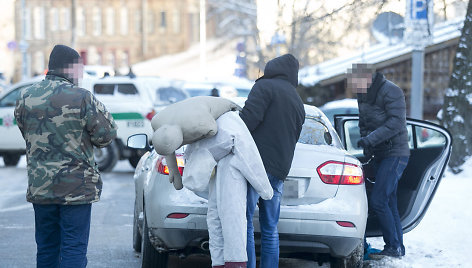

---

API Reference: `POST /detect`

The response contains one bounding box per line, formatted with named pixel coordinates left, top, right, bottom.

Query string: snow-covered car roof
left=320, top=98, right=358, bottom=110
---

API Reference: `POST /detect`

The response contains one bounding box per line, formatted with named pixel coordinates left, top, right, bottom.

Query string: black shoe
left=369, top=246, right=402, bottom=259
left=400, top=245, right=405, bottom=256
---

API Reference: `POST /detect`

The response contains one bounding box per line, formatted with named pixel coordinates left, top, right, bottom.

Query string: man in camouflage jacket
left=14, top=45, right=117, bottom=268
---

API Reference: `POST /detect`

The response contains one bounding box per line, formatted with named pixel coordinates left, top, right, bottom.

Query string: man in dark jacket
left=240, top=54, right=305, bottom=268
left=14, top=45, right=117, bottom=268
left=348, top=63, right=410, bottom=258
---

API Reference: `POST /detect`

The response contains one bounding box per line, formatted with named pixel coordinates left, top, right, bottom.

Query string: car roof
left=0, top=75, right=45, bottom=98
left=320, top=98, right=358, bottom=110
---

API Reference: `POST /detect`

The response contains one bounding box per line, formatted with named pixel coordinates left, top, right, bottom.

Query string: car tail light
left=146, top=109, right=156, bottom=121
left=317, top=161, right=363, bottom=185
left=167, top=213, right=189, bottom=219
left=336, top=221, right=356, bottom=228
left=156, top=154, right=185, bottom=176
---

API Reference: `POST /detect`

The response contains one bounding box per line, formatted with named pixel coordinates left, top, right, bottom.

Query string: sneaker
left=369, top=245, right=402, bottom=259
left=364, top=243, right=382, bottom=260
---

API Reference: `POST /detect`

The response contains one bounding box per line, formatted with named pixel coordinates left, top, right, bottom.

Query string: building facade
left=13, top=0, right=207, bottom=81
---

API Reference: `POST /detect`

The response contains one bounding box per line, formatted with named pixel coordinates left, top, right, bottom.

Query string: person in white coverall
left=182, top=111, right=274, bottom=268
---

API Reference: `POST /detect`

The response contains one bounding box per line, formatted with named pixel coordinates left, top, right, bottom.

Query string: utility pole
left=71, top=0, right=76, bottom=48
left=199, top=0, right=206, bottom=78
left=20, top=0, right=29, bottom=81
left=405, top=0, right=433, bottom=120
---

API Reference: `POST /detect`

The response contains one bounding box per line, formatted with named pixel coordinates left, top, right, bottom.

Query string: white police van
left=0, top=74, right=167, bottom=171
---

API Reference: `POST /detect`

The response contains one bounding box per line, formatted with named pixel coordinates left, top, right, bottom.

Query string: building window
left=50, top=8, right=59, bottom=32
left=121, top=50, right=129, bottom=68
left=160, top=11, right=166, bottom=28
left=60, top=8, right=70, bottom=31
left=147, top=11, right=154, bottom=34
left=76, top=7, right=86, bottom=36
left=106, top=8, right=114, bottom=35
left=106, top=51, right=115, bottom=67
left=172, top=9, right=180, bottom=34
left=134, top=10, right=141, bottom=34
left=33, top=7, right=45, bottom=40
left=120, top=8, right=128, bottom=35
left=93, top=7, right=102, bottom=36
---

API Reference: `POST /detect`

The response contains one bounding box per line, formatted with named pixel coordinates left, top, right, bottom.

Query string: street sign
left=405, top=0, right=433, bottom=47
left=411, top=0, right=428, bottom=20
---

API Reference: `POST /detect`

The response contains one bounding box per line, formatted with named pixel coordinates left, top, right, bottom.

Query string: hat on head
left=48, top=45, right=81, bottom=71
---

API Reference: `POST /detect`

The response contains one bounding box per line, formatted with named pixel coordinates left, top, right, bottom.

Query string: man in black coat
left=240, top=54, right=305, bottom=268
left=348, top=63, right=410, bottom=258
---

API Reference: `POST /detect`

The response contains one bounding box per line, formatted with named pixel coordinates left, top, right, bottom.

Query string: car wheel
left=330, top=242, right=364, bottom=268
left=3, top=153, right=21, bottom=166
left=129, top=155, right=140, bottom=168
left=141, top=210, right=168, bottom=268
left=94, top=142, right=119, bottom=172
left=133, top=199, right=142, bottom=252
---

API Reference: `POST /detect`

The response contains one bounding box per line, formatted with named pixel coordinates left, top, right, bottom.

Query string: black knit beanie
left=48, top=45, right=81, bottom=71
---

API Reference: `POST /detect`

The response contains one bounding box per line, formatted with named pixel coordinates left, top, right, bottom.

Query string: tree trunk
left=440, top=0, right=472, bottom=173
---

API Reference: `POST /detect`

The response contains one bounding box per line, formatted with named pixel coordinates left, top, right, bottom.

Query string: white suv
left=82, top=76, right=168, bottom=170
left=0, top=74, right=163, bottom=171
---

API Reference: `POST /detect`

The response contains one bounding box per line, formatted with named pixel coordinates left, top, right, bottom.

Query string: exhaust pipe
left=200, top=240, right=210, bottom=251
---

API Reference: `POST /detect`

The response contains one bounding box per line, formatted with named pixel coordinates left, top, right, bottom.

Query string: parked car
left=144, top=79, right=189, bottom=113
left=0, top=76, right=44, bottom=166
left=82, top=76, right=161, bottom=170
left=181, top=78, right=253, bottom=98
left=320, top=98, right=359, bottom=126
left=128, top=98, right=452, bottom=267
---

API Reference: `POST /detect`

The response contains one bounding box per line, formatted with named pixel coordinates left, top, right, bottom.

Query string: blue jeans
left=370, top=156, right=409, bottom=250
left=33, top=204, right=92, bottom=268
left=246, top=173, right=284, bottom=268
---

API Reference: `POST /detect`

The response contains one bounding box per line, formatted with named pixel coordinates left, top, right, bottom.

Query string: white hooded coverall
left=182, top=111, right=274, bottom=266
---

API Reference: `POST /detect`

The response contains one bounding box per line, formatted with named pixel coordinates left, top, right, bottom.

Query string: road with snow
left=1, top=157, right=471, bottom=267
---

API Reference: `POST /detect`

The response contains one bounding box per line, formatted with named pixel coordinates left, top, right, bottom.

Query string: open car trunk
left=334, top=115, right=452, bottom=237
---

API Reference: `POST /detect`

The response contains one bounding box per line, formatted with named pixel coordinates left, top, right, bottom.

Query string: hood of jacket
left=257, top=54, right=299, bottom=87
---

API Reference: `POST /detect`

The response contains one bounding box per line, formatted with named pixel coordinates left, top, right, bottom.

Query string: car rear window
left=298, top=116, right=333, bottom=146
left=155, top=87, right=188, bottom=105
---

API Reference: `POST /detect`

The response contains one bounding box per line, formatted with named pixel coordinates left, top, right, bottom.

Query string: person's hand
left=357, top=138, right=373, bottom=158
left=357, top=137, right=370, bottom=149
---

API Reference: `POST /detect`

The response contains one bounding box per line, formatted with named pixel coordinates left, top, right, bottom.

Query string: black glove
left=357, top=138, right=369, bottom=148
left=357, top=138, right=373, bottom=158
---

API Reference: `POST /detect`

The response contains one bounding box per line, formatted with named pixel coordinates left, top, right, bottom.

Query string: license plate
left=127, top=120, right=145, bottom=127
left=283, top=178, right=308, bottom=198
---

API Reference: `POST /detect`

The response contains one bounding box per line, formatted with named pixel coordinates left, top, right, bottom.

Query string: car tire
left=141, top=210, right=168, bottom=268
left=94, top=142, right=119, bottom=172
left=133, top=199, right=142, bottom=253
left=3, top=153, right=21, bottom=166
left=330, top=242, right=364, bottom=268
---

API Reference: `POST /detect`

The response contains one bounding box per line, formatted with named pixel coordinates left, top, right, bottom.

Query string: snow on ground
left=366, top=158, right=472, bottom=267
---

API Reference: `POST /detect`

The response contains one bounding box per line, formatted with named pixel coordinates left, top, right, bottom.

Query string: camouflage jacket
left=14, top=75, right=118, bottom=205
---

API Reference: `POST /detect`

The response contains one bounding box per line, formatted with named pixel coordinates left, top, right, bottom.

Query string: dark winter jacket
left=357, top=72, right=410, bottom=158
left=240, top=54, right=305, bottom=180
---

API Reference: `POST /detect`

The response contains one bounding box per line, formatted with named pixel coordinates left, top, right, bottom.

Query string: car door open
left=334, top=115, right=452, bottom=237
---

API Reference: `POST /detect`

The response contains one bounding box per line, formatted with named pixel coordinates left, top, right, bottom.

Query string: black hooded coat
left=357, top=72, right=410, bottom=158
left=240, top=54, right=305, bottom=181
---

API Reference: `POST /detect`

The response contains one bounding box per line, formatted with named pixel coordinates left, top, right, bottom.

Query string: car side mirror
left=127, top=134, right=152, bottom=151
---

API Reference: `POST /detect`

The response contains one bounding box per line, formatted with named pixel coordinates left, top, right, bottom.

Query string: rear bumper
left=148, top=227, right=361, bottom=258
left=144, top=174, right=367, bottom=258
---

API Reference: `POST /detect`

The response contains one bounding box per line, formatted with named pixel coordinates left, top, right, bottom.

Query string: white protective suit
left=182, top=111, right=274, bottom=266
